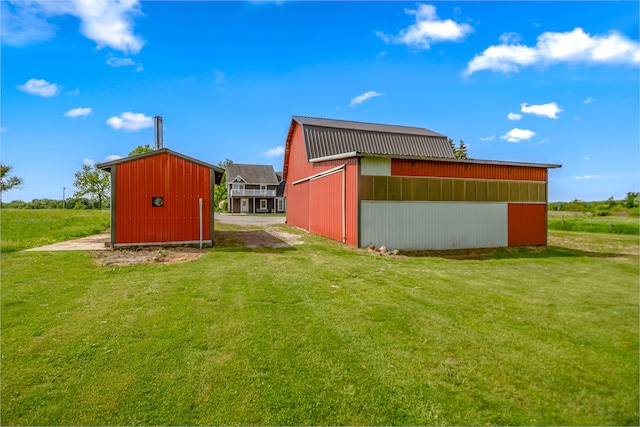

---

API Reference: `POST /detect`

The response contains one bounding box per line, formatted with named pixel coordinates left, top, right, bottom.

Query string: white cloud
left=82, top=158, right=96, bottom=166
left=575, top=175, right=599, bottom=180
left=67, top=88, right=80, bottom=95
left=350, top=90, right=382, bottom=107
left=18, top=78, right=59, bottom=97
left=106, top=112, right=153, bottom=131
left=521, top=102, right=562, bottom=119
left=507, top=112, right=522, bottom=121
left=584, top=97, right=596, bottom=104
left=500, top=128, right=536, bottom=143
left=106, top=54, right=143, bottom=71
left=213, top=69, right=225, bottom=84
left=480, top=135, right=495, bottom=141
left=1, top=2, right=55, bottom=46
left=465, top=27, right=640, bottom=76
left=64, top=107, right=92, bottom=118
left=102, top=154, right=122, bottom=162
left=2, top=0, right=145, bottom=54
left=261, top=146, right=285, bottom=157
left=584, top=156, right=590, bottom=160
left=499, top=32, right=522, bottom=45
left=106, top=55, right=135, bottom=67
left=376, top=4, right=473, bottom=50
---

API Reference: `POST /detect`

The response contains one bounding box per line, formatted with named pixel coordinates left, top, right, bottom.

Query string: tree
left=214, top=158, right=233, bottom=211
left=448, top=138, right=469, bottom=159
left=129, top=144, right=153, bottom=156
left=456, top=140, right=469, bottom=159
left=624, top=192, right=639, bottom=208
left=0, top=164, right=24, bottom=201
left=73, top=164, right=110, bottom=210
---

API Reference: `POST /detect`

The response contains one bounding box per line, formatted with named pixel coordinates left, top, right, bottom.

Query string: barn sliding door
left=308, top=170, right=345, bottom=243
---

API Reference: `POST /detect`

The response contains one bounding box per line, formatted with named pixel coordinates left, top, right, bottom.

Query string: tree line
left=549, top=193, right=639, bottom=217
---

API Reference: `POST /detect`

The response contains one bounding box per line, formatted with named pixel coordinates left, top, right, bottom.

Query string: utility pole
left=63, top=187, right=66, bottom=209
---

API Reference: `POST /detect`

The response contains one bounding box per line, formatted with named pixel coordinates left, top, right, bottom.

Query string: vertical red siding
left=309, top=172, right=344, bottom=242
left=284, top=122, right=358, bottom=246
left=508, top=203, right=547, bottom=246
left=115, top=152, right=211, bottom=244
left=391, top=159, right=547, bottom=181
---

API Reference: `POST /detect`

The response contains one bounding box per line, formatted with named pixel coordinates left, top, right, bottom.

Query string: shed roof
left=95, top=148, right=225, bottom=185
left=226, top=163, right=279, bottom=185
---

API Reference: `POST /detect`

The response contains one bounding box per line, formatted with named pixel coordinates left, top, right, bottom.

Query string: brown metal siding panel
left=391, top=159, right=547, bottom=181
left=508, top=203, right=547, bottom=246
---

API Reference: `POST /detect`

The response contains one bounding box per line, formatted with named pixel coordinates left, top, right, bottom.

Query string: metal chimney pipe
left=154, top=116, right=163, bottom=150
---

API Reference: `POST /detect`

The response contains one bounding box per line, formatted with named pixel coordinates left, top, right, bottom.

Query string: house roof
left=292, top=116, right=454, bottom=161
left=226, top=163, right=279, bottom=185
left=95, top=148, right=225, bottom=185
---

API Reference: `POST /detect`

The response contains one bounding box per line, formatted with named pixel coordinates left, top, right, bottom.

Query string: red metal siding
left=114, top=152, right=211, bottom=244
left=309, top=172, right=344, bottom=242
left=284, top=122, right=358, bottom=246
left=508, top=203, right=547, bottom=246
left=391, top=159, right=547, bottom=181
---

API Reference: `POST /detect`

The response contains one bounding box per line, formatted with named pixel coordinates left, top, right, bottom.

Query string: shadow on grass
left=401, top=245, right=632, bottom=261
left=214, top=230, right=298, bottom=254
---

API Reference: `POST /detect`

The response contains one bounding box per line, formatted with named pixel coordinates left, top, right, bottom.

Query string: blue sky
left=2, top=0, right=638, bottom=203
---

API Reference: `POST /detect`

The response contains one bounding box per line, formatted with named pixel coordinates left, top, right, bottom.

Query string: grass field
left=548, top=210, right=639, bottom=235
left=1, top=210, right=638, bottom=425
left=0, top=209, right=110, bottom=253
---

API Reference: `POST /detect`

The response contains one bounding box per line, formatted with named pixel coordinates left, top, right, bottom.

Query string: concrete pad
left=25, top=234, right=110, bottom=252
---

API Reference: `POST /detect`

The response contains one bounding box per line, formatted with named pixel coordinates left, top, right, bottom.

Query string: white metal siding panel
left=361, top=201, right=508, bottom=250
left=361, top=157, right=391, bottom=176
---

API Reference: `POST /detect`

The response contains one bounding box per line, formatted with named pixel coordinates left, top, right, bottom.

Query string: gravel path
left=215, top=213, right=286, bottom=226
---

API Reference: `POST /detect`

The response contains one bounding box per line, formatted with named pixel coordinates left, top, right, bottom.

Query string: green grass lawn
left=548, top=210, right=639, bottom=234
left=1, top=209, right=110, bottom=253
left=1, top=211, right=638, bottom=425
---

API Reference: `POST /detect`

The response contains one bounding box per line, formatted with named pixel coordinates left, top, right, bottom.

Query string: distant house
left=283, top=116, right=561, bottom=250
left=226, top=164, right=286, bottom=214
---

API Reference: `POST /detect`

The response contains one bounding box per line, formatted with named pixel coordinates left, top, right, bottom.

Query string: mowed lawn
left=1, top=210, right=638, bottom=425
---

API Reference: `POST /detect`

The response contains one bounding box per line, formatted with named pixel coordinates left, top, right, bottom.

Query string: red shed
left=97, top=148, right=224, bottom=247
left=283, top=116, right=561, bottom=250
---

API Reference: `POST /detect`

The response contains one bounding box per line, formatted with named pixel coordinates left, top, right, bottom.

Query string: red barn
left=97, top=148, right=224, bottom=247
left=283, top=116, right=561, bottom=250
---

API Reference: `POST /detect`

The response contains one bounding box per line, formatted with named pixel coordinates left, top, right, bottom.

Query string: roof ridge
left=292, top=115, right=446, bottom=137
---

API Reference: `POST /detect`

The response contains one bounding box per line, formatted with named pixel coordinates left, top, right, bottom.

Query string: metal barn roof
left=226, top=164, right=279, bottom=185
left=96, top=148, right=225, bottom=184
left=292, top=116, right=454, bottom=161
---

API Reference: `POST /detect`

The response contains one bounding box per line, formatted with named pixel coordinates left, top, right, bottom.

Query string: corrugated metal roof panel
left=301, top=124, right=454, bottom=161
left=293, top=116, right=446, bottom=137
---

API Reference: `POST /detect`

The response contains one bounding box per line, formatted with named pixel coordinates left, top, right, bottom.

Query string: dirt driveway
left=215, top=213, right=286, bottom=226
